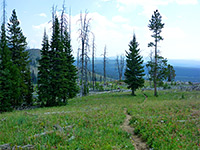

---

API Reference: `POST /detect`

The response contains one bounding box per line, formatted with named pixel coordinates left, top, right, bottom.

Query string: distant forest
left=28, top=49, right=200, bottom=83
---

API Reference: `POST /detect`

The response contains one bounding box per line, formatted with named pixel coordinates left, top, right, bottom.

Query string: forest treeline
left=0, top=3, right=78, bottom=112
left=0, top=1, right=175, bottom=112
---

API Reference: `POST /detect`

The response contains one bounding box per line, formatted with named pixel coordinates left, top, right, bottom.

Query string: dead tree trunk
left=103, top=45, right=107, bottom=85
left=154, top=33, right=158, bottom=96
left=84, top=43, right=89, bottom=95
left=92, top=34, right=96, bottom=90
left=77, top=48, right=80, bottom=82
left=78, top=11, right=91, bottom=97
left=116, top=54, right=125, bottom=81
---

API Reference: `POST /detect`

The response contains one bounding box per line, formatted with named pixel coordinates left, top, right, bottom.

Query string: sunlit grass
left=0, top=90, right=199, bottom=149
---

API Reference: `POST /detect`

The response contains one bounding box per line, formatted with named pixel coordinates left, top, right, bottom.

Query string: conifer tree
left=7, top=9, right=33, bottom=105
left=38, top=8, right=78, bottom=107
left=124, top=34, right=145, bottom=96
left=63, top=30, right=78, bottom=99
left=50, top=16, right=75, bottom=105
left=148, top=9, right=164, bottom=96
left=146, top=56, right=168, bottom=86
left=38, top=30, right=50, bottom=106
left=167, top=64, right=176, bottom=82
left=0, top=23, right=21, bottom=112
left=48, top=17, right=63, bottom=106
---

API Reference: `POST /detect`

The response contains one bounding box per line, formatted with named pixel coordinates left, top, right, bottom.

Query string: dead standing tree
left=77, top=48, right=80, bottom=81
left=91, top=33, right=96, bottom=90
left=116, top=54, right=125, bottom=81
left=103, top=45, right=107, bottom=85
left=60, top=1, right=67, bottom=40
left=84, top=37, right=90, bottom=95
left=78, top=11, right=91, bottom=96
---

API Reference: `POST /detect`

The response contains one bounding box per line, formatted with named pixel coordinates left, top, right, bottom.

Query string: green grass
left=128, top=90, right=200, bottom=149
left=0, top=90, right=200, bottom=149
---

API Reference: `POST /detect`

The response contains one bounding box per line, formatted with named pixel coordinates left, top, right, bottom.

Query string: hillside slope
left=0, top=90, right=199, bottom=149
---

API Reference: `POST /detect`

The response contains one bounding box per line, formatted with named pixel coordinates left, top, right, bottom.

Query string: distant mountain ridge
left=27, top=48, right=200, bottom=82
left=168, top=59, right=200, bottom=68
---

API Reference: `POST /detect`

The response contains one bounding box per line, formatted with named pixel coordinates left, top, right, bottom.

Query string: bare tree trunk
left=69, top=7, right=71, bottom=40
left=60, top=2, right=65, bottom=40
left=78, top=12, right=91, bottom=97
left=103, top=45, right=107, bottom=85
left=80, top=12, right=84, bottom=97
left=51, top=5, right=57, bottom=35
left=77, top=48, right=80, bottom=83
left=116, top=55, right=120, bottom=80
left=3, top=0, right=6, bottom=24
left=84, top=46, right=88, bottom=95
left=154, top=33, right=158, bottom=96
left=116, top=54, right=125, bottom=81
left=92, top=34, right=95, bottom=90
left=81, top=38, right=84, bottom=97
left=120, top=55, right=125, bottom=80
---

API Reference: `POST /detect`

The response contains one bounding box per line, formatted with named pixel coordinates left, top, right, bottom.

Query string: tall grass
left=0, top=90, right=199, bottom=149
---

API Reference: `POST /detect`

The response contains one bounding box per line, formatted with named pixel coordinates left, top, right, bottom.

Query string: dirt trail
left=121, top=108, right=148, bottom=150
left=141, top=93, right=148, bottom=104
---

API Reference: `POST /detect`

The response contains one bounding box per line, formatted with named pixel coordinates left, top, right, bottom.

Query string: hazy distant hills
left=27, top=49, right=200, bottom=82
left=89, top=59, right=200, bottom=82
left=27, top=48, right=40, bottom=72
left=168, top=59, right=200, bottom=68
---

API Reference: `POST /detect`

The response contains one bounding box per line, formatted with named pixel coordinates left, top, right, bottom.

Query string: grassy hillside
left=0, top=90, right=199, bottom=149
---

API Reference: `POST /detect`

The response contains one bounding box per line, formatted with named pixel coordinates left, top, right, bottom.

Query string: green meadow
left=0, top=90, right=199, bottom=149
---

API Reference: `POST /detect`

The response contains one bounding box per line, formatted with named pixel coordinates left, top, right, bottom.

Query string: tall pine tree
left=38, top=10, right=78, bottom=107
left=0, top=23, right=21, bottom=112
left=148, top=10, right=165, bottom=96
left=49, top=17, right=64, bottom=106
left=124, top=34, right=145, bottom=96
left=7, top=9, right=33, bottom=105
left=63, top=30, right=78, bottom=99
left=38, top=30, right=50, bottom=106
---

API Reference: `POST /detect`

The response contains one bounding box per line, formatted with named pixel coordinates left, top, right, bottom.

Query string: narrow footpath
left=121, top=108, right=148, bottom=150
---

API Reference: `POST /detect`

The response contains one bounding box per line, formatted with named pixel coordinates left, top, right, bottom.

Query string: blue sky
left=3, top=0, right=200, bottom=60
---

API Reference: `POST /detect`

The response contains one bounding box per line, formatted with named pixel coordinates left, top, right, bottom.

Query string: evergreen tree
left=146, top=56, right=168, bottom=86
left=148, top=9, right=164, bottom=96
left=38, top=10, right=78, bottom=107
left=167, top=64, right=176, bottom=82
left=49, top=16, right=68, bottom=106
left=63, top=30, right=79, bottom=99
left=7, top=9, right=33, bottom=105
left=124, top=34, right=145, bottom=96
left=38, top=30, right=50, bottom=106
left=0, top=23, right=21, bottom=112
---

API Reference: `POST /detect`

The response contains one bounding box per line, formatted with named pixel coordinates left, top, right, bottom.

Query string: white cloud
left=163, top=27, right=186, bottom=39
left=39, top=13, right=47, bottom=17
left=101, top=0, right=112, bottom=1
left=117, top=0, right=198, bottom=17
left=29, top=10, right=198, bottom=60
left=175, top=0, right=198, bottom=5
left=122, top=24, right=139, bottom=33
left=117, top=0, right=170, bottom=18
left=112, top=15, right=128, bottom=23
left=69, top=12, right=138, bottom=57
left=117, top=0, right=171, bottom=7
left=32, top=22, right=51, bottom=31
left=117, top=0, right=198, bottom=6
left=30, top=22, right=52, bottom=48
left=116, top=4, right=125, bottom=12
